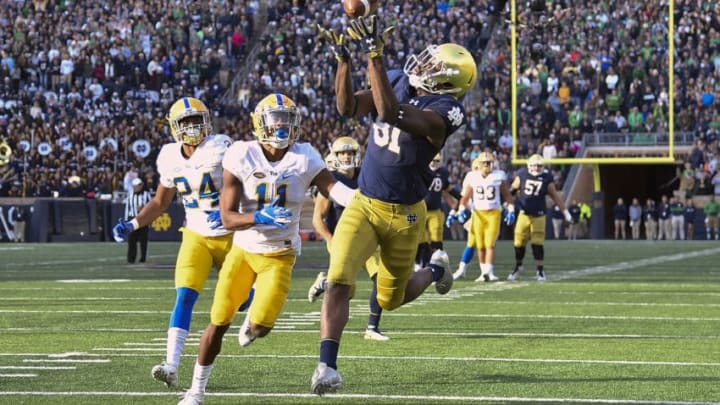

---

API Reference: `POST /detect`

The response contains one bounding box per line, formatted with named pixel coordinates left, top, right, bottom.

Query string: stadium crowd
left=0, top=0, right=718, bottom=201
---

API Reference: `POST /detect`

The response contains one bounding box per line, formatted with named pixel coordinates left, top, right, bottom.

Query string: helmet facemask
left=473, top=152, right=494, bottom=176
left=170, top=111, right=211, bottom=146
left=330, top=137, right=361, bottom=171
left=527, top=154, right=543, bottom=176
left=404, top=44, right=476, bottom=98
left=253, top=106, right=301, bottom=149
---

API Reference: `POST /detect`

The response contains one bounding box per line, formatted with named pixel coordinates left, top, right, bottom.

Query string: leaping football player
left=112, top=97, right=251, bottom=388
left=312, top=16, right=476, bottom=394
left=179, top=93, right=356, bottom=405
left=508, top=154, right=571, bottom=281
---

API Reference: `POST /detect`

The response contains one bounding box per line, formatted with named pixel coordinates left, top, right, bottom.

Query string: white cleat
left=452, top=267, right=466, bottom=280
left=151, top=362, right=178, bottom=387
left=178, top=390, right=204, bottom=405
left=430, top=250, right=453, bottom=294
left=475, top=273, right=500, bottom=282
left=507, top=266, right=524, bottom=281
left=308, top=272, right=326, bottom=303
left=364, top=329, right=390, bottom=341
left=536, top=271, right=546, bottom=281
left=311, top=362, right=343, bottom=395
left=238, top=314, right=255, bottom=347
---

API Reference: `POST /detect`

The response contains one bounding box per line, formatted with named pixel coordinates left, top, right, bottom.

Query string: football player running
left=415, top=153, right=462, bottom=269
left=179, top=93, right=355, bottom=405
left=450, top=152, right=514, bottom=282
left=112, top=97, right=250, bottom=388
left=449, top=157, right=483, bottom=280
left=312, top=17, right=475, bottom=395
left=308, top=136, right=390, bottom=341
left=507, top=154, right=571, bottom=281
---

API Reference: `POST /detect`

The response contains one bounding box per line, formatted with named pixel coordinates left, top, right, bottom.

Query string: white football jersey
left=157, top=134, right=233, bottom=237
left=223, top=141, right=324, bottom=254
left=463, top=170, right=507, bottom=211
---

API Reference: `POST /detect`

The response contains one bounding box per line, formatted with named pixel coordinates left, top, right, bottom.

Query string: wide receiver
left=451, top=152, right=514, bottom=281
left=313, top=16, right=475, bottom=395
left=179, top=93, right=355, bottom=405
left=308, top=136, right=390, bottom=341
left=508, top=154, right=571, bottom=281
left=112, top=97, right=250, bottom=388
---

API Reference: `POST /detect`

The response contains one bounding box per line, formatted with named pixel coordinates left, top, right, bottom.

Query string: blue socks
left=319, top=339, right=339, bottom=369
left=169, top=287, right=199, bottom=330
left=461, top=246, right=475, bottom=264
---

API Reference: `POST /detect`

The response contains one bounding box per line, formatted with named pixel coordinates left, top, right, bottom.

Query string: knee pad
left=169, top=287, right=199, bottom=330
left=531, top=244, right=544, bottom=261
left=430, top=241, right=444, bottom=252
left=514, top=246, right=526, bottom=261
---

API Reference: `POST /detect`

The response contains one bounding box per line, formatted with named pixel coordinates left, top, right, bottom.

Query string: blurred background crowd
left=0, top=0, right=718, bottom=200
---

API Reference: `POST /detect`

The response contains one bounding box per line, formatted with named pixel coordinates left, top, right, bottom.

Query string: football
left=342, top=0, right=379, bottom=19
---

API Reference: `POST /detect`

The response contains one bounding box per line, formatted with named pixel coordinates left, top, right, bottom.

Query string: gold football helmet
left=429, top=153, right=442, bottom=171
left=167, top=97, right=212, bottom=146
left=251, top=93, right=301, bottom=149
left=473, top=151, right=494, bottom=175
left=527, top=154, right=543, bottom=176
left=330, top=136, right=361, bottom=171
left=403, top=43, right=477, bottom=99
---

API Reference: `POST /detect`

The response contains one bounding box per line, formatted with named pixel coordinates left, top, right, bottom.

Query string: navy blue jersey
left=424, top=167, right=450, bottom=210
left=358, top=70, right=467, bottom=204
left=516, top=168, right=553, bottom=216
left=325, top=170, right=359, bottom=234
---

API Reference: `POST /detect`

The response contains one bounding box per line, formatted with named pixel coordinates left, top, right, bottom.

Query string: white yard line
left=0, top=391, right=716, bottom=404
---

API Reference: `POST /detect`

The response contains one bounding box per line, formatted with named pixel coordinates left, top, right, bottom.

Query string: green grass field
left=1, top=240, right=719, bottom=404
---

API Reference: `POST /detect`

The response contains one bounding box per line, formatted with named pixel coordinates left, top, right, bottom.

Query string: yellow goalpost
left=509, top=0, right=676, bottom=166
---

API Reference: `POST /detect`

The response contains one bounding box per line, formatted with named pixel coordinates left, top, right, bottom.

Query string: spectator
left=683, top=198, right=696, bottom=240
left=10, top=205, right=27, bottom=242
left=657, top=195, right=671, bottom=240
left=628, top=198, right=642, bottom=240
left=704, top=195, right=720, bottom=240
left=669, top=196, right=685, bottom=241
left=613, top=197, right=627, bottom=240
left=643, top=198, right=658, bottom=241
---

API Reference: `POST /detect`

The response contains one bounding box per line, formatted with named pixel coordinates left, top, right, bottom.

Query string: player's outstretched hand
left=253, top=197, right=292, bottom=229
left=346, top=16, right=395, bottom=58
left=445, top=210, right=458, bottom=228
left=563, top=209, right=573, bottom=223
left=112, top=219, right=135, bottom=242
left=205, top=210, right=223, bottom=230
left=317, top=24, right=350, bottom=62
